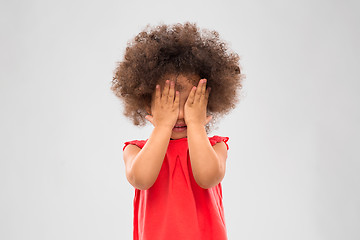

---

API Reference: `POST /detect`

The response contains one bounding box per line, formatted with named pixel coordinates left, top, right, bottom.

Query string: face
left=148, top=73, right=200, bottom=140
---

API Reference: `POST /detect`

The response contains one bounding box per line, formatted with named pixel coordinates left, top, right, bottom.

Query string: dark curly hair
left=111, top=21, right=245, bottom=132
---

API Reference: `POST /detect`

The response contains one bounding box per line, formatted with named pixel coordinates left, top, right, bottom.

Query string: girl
left=111, top=22, right=244, bottom=240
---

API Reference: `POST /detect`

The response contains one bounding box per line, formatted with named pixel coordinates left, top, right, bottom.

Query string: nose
left=178, top=104, right=185, bottom=120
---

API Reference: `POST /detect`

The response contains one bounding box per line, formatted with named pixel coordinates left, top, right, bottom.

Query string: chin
left=170, top=130, right=187, bottom=140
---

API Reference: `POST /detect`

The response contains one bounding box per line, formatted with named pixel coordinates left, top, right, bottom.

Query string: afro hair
left=111, top=21, right=245, bottom=132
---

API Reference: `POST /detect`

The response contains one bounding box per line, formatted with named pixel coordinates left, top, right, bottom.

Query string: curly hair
left=111, top=21, right=245, bottom=132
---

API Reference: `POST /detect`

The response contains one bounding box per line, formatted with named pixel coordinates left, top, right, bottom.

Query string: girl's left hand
left=184, top=78, right=212, bottom=126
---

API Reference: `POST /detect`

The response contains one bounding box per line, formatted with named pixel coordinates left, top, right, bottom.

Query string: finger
left=152, top=85, right=161, bottom=108
left=201, top=79, right=207, bottom=95
left=200, top=79, right=207, bottom=101
left=174, top=91, right=180, bottom=107
left=168, top=80, right=175, bottom=103
left=155, top=84, right=161, bottom=101
left=194, top=79, right=205, bottom=102
left=186, top=86, right=197, bottom=105
left=162, top=80, right=170, bottom=103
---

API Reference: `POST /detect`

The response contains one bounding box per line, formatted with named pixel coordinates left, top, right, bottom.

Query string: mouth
left=173, top=124, right=187, bottom=132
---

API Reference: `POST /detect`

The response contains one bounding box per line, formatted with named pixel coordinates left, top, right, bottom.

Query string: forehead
left=160, top=73, right=200, bottom=92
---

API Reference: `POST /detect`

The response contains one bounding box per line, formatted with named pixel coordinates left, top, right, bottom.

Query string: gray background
left=1, top=0, right=359, bottom=239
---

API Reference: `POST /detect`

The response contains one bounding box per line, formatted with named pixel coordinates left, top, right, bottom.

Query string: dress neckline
left=169, top=137, right=188, bottom=141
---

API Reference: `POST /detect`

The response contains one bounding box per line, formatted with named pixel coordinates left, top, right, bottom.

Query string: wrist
left=186, top=122, right=205, bottom=129
left=186, top=122, right=208, bottom=141
left=154, top=124, right=174, bottom=132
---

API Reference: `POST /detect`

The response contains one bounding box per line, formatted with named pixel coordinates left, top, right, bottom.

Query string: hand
left=145, top=80, right=180, bottom=129
left=184, top=78, right=212, bottom=126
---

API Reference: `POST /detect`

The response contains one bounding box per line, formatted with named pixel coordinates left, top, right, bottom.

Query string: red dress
left=123, top=135, right=229, bottom=240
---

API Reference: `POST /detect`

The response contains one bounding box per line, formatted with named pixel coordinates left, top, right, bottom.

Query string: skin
left=123, top=74, right=228, bottom=190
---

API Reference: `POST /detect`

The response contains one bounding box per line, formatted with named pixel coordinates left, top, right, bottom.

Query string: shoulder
left=208, top=135, right=229, bottom=150
left=123, top=139, right=147, bottom=151
left=123, top=139, right=147, bottom=164
left=208, top=135, right=229, bottom=164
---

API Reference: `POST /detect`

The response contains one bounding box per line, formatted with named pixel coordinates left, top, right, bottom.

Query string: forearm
left=187, top=123, right=222, bottom=188
left=130, top=126, right=172, bottom=189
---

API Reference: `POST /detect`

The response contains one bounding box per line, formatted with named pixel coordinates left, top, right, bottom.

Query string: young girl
left=111, top=22, right=244, bottom=240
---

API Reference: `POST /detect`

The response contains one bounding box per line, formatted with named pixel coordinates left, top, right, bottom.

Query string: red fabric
left=123, top=135, right=229, bottom=240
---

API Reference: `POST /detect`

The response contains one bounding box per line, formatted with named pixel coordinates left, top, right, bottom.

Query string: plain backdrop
left=1, top=0, right=359, bottom=239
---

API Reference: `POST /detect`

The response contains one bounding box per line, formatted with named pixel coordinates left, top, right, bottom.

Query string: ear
left=205, top=115, right=213, bottom=125
left=145, top=106, right=152, bottom=115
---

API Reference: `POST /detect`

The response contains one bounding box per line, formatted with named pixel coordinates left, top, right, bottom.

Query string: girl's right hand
left=145, top=80, right=180, bottom=130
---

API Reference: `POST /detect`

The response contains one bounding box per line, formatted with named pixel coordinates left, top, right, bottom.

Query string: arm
left=187, top=124, right=228, bottom=189
left=123, top=126, right=172, bottom=190
left=123, top=80, right=179, bottom=190
left=185, top=78, right=228, bottom=189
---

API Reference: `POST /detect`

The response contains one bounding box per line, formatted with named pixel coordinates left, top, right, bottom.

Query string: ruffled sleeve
left=123, top=139, right=147, bottom=151
left=208, top=135, right=229, bottom=150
